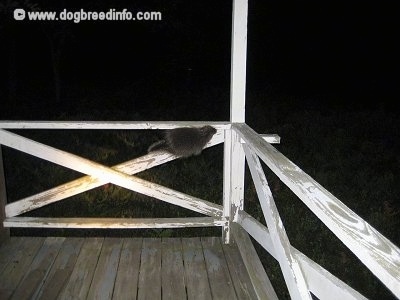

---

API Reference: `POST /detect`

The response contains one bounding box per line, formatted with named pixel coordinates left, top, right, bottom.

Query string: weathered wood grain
left=0, top=129, right=222, bottom=218
left=5, top=131, right=224, bottom=217
left=0, top=237, right=45, bottom=299
left=237, top=211, right=276, bottom=257
left=137, top=238, right=161, bottom=300
left=10, top=237, right=65, bottom=300
left=0, top=236, right=283, bottom=299
left=234, top=123, right=400, bottom=298
left=232, top=224, right=279, bottom=300
left=222, top=237, right=258, bottom=299
left=294, top=249, right=368, bottom=300
left=87, top=238, right=123, bottom=300
left=161, top=238, right=186, bottom=300
left=223, top=128, right=245, bottom=243
left=201, top=237, right=237, bottom=300
left=222, top=129, right=233, bottom=244
left=0, top=237, right=23, bottom=273
left=4, top=216, right=227, bottom=229
left=58, top=237, right=103, bottom=299
left=244, top=144, right=311, bottom=299
left=237, top=212, right=368, bottom=299
left=259, top=134, right=281, bottom=144
left=37, top=237, right=84, bottom=300
left=113, top=238, right=142, bottom=300
left=182, top=237, right=212, bottom=300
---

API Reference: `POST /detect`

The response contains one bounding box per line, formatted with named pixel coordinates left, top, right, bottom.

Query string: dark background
left=1, top=1, right=399, bottom=298
left=1, top=0, right=398, bottom=119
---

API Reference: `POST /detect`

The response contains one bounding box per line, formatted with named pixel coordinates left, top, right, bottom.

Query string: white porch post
left=230, top=0, right=248, bottom=123
left=0, top=146, right=10, bottom=244
left=223, top=0, right=248, bottom=243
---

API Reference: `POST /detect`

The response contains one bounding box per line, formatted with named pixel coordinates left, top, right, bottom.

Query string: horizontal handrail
left=1, top=121, right=398, bottom=298
left=233, top=123, right=400, bottom=298
left=0, top=121, right=231, bottom=130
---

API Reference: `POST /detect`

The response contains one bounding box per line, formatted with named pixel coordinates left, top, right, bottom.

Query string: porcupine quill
left=148, top=125, right=217, bottom=157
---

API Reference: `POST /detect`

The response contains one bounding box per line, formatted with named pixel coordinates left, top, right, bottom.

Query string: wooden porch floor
left=0, top=236, right=258, bottom=300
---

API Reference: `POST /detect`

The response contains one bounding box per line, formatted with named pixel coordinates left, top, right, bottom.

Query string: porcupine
left=148, top=125, right=217, bottom=157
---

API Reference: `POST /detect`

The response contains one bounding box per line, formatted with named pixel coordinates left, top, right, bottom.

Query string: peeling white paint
left=234, top=123, right=400, bottom=298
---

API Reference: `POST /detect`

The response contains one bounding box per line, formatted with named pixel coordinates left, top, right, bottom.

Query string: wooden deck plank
left=87, top=238, right=123, bottom=300
left=161, top=238, right=186, bottom=300
left=58, top=237, right=104, bottom=300
left=0, top=237, right=23, bottom=273
left=10, top=237, right=65, bottom=300
left=222, top=240, right=258, bottom=299
left=113, top=238, right=142, bottom=300
left=0, top=237, right=45, bottom=299
left=0, top=236, right=264, bottom=299
left=182, top=237, right=212, bottom=300
left=37, top=237, right=84, bottom=300
left=137, top=238, right=162, bottom=300
left=232, top=224, right=279, bottom=300
left=201, top=237, right=237, bottom=300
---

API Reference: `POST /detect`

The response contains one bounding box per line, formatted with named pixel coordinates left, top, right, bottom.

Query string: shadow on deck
left=0, top=236, right=259, bottom=300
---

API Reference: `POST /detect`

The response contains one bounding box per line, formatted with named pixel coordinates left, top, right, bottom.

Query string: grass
left=246, top=94, right=399, bottom=299
left=2, top=128, right=224, bottom=239
left=2, top=91, right=399, bottom=299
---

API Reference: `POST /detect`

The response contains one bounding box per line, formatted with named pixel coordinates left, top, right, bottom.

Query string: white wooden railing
left=232, top=123, right=400, bottom=299
left=0, top=121, right=399, bottom=300
left=0, top=122, right=229, bottom=230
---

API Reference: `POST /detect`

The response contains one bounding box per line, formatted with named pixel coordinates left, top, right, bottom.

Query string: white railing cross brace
left=244, top=145, right=311, bottom=300
left=0, top=129, right=222, bottom=218
left=234, top=123, right=400, bottom=298
left=4, top=131, right=225, bottom=217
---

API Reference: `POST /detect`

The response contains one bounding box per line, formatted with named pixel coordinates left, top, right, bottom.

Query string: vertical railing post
left=230, top=131, right=245, bottom=222
left=222, top=0, right=248, bottom=243
left=0, top=146, right=10, bottom=244
left=223, top=129, right=245, bottom=244
left=230, top=0, right=248, bottom=123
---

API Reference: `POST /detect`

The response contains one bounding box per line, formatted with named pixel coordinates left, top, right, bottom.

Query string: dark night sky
left=247, top=1, right=399, bottom=98
left=1, top=0, right=399, bottom=119
left=1, top=3, right=399, bottom=298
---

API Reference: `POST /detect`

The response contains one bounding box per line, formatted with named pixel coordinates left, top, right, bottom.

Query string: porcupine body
left=148, top=125, right=217, bottom=157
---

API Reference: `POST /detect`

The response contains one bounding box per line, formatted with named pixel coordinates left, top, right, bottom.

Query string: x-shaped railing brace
left=0, top=129, right=224, bottom=218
